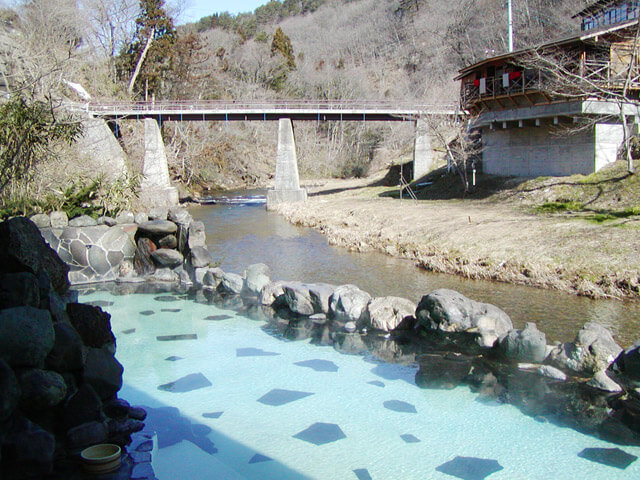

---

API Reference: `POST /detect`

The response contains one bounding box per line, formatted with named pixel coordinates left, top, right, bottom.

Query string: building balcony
left=462, top=61, right=640, bottom=112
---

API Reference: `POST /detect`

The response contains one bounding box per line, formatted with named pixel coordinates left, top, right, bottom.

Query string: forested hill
left=177, top=0, right=588, bottom=104
left=0, top=0, right=592, bottom=211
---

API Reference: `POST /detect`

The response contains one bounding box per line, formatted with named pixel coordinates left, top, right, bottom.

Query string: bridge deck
left=86, top=100, right=458, bottom=122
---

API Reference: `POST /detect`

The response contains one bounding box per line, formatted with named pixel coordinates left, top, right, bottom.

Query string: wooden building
left=456, top=0, right=640, bottom=177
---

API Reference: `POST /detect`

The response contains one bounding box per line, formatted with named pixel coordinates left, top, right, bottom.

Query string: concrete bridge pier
left=266, top=118, right=307, bottom=209
left=413, top=118, right=434, bottom=181
left=139, top=118, right=179, bottom=208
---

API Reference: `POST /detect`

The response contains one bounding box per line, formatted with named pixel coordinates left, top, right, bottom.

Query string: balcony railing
left=461, top=70, right=542, bottom=106
left=462, top=61, right=640, bottom=108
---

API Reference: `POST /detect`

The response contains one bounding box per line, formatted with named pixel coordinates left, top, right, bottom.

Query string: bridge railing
left=85, top=99, right=458, bottom=114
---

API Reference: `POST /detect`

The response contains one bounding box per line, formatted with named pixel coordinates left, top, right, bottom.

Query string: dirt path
left=273, top=177, right=640, bottom=299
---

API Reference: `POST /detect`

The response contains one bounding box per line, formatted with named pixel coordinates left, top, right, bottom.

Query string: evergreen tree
left=117, top=0, right=176, bottom=99
left=271, top=27, right=296, bottom=69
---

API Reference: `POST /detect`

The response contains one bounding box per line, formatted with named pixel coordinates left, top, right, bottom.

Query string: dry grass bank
left=273, top=164, right=640, bottom=299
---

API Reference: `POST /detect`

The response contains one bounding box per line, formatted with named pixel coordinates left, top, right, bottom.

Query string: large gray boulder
left=189, top=246, right=213, bottom=268
left=547, top=322, right=622, bottom=375
left=329, top=284, right=372, bottom=325
left=498, top=322, right=547, bottom=363
left=187, top=220, right=206, bottom=248
left=308, top=283, right=336, bottom=314
left=115, top=211, right=135, bottom=224
left=0, top=307, right=54, bottom=368
left=260, top=280, right=287, bottom=306
left=148, top=207, right=168, bottom=221
left=68, top=215, right=97, bottom=227
left=50, top=210, right=69, bottom=228
left=151, top=248, right=183, bottom=268
left=202, top=267, right=224, bottom=289
left=586, top=370, right=622, bottom=392
left=218, top=272, right=244, bottom=295
left=168, top=206, right=193, bottom=226
left=137, top=220, right=178, bottom=236
left=29, top=213, right=50, bottom=229
left=415, top=289, right=513, bottom=348
left=243, top=264, right=271, bottom=297
left=18, top=369, right=67, bottom=410
left=367, top=296, right=416, bottom=332
left=283, top=283, right=314, bottom=316
left=83, top=347, right=124, bottom=400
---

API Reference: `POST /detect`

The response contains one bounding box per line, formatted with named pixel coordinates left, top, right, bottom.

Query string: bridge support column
left=139, top=118, right=179, bottom=208
left=267, top=118, right=307, bottom=208
left=413, top=118, right=434, bottom=181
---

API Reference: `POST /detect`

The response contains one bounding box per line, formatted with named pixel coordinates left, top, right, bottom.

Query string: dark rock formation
left=67, top=303, right=115, bottom=348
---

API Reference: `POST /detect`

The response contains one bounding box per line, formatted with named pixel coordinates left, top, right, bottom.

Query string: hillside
left=0, top=0, right=593, bottom=204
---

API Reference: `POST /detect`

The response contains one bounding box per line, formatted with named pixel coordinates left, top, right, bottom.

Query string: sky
left=182, top=0, right=269, bottom=22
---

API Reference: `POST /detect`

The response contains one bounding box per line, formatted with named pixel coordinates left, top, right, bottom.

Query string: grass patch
left=536, top=201, right=585, bottom=213
left=583, top=206, right=640, bottom=223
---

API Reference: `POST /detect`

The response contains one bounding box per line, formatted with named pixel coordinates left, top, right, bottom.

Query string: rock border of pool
left=0, top=217, right=156, bottom=480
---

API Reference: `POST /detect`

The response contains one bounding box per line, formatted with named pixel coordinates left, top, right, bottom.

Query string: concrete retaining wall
left=482, top=124, right=599, bottom=177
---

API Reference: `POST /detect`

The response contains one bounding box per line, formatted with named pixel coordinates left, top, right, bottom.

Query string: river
left=189, top=192, right=640, bottom=347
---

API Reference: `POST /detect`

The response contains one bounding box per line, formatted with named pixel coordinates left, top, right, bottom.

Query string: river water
left=189, top=192, right=640, bottom=346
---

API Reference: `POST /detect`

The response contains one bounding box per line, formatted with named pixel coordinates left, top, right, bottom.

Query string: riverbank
left=272, top=170, right=640, bottom=299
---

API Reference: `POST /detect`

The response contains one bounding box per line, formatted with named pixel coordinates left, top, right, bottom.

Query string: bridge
left=85, top=100, right=459, bottom=207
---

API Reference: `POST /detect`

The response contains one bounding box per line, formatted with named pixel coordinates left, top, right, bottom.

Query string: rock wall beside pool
left=32, top=206, right=215, bottom=287
left=0, top=217, right=151, bottom=479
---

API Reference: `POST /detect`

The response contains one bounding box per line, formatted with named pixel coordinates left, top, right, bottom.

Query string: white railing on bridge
left=85, top=99, right=458, bottom=115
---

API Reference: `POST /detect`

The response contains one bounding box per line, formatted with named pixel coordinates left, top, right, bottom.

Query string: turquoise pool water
left=81, top=289, right=640, bottom=480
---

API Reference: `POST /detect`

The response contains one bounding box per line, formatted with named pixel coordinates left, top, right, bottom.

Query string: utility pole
left=508, top=0, right=514, bottom=52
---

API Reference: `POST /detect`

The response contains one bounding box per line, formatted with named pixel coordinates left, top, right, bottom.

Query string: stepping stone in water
left=294, top=359, right=339, bottom=372
left=353, top=469, right=373, bottom=480
left=122, top=328, right=136, bottom=334
left=165, top=356, right=183, bottom=362
left=257, top=389, right=314, bottom=406
left=158, top=373, right=212, bottom=393
left=154, top=295, right=180, bottom=302
left=161, top=308, right=181, bottom=313
left=367, top=380, right=385, bottom=388
left=202, top=412, right=223, bottom=419
left=204, top=314, right=233, bottom=321
left=383, top=400, right=417, bottom=414
left=236, top=347, right=280, bottom=357
left=400, top=434, right=421, bottom=443
left=157, top=334, right=198, bottom=341
left=293, top=422, right=346, bottom=446
left=578, top=447, right=638, bottom=469
left=435, top=456, right=504, bottom=480
left=249, top=454, right=273, bottom=464
left=140, top=310, right=155, bottom=316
